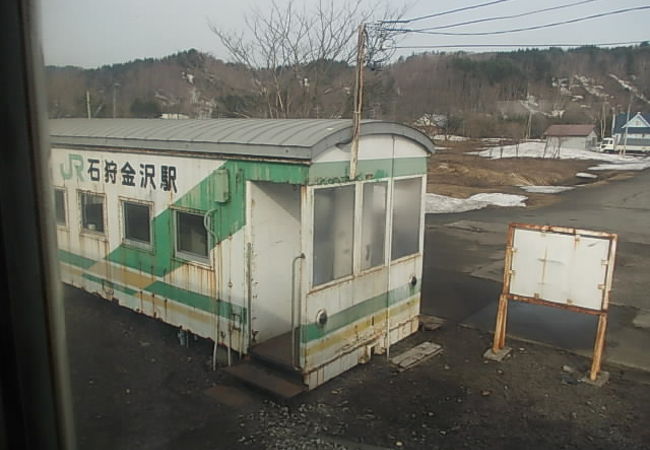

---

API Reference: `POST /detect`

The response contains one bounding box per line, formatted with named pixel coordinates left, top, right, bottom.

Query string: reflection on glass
left=54, top=188, right=66, bottom=225
left=176, top=210, right=208, bottom=258
left=313, top=185, right=355, bottom=286
left=361, top=181, right=387, bottom=270
left=80, top=192, right=105, bottom=233
left=123, top=201, right=151, bottom=244
left=391, top=177, right=422, bottom=260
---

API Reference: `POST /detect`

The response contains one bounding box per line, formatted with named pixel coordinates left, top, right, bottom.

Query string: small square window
left=123, top=201, right=151, bottom=245
left=176, top=210, right=208, bottom=260
left=54, top=189, right=66, bottom=226
left=80, top=192, right=105, bottom=233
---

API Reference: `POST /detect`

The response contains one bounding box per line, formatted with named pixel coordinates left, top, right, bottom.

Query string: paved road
left=422, top=171, right=650, bottom=371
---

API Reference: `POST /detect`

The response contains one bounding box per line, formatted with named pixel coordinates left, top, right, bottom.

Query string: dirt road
left=65, top=283, right=650, bottom=449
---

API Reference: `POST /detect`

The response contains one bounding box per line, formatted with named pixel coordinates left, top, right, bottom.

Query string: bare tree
left=209, top=0, right=405, bottom=118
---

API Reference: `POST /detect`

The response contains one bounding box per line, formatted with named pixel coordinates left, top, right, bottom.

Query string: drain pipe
left=291, top=253, right=306, bottom=369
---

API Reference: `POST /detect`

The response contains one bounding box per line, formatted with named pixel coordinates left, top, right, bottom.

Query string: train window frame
left=173, top=208, right=211, bottom=265
left=120, top=198, right=153, bottom=250
left=311, top=183, right=356, bottom=288
left=54, top=187, right=67, bottom=228
left=78, top=190, right=106, bottom=237
left=390, top=176, right=424, bottom=262
left=359, top=180, right=388, bottom=272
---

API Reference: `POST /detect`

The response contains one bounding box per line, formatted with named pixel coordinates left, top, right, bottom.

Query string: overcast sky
left=40, top=0, right=650, bottom=68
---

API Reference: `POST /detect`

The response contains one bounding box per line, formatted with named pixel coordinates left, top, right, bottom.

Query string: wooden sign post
left=487, top=223, right=618, bottom=384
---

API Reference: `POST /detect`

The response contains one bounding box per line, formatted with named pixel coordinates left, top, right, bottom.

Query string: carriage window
left=80, top=192, right=105, bottom=233
left=54, top=188, right=66, bottom=226
left=361, top=181, right=387, bottom=270
left=313, top=185, right=355, bottom=286
left=176, top=210, right=209, bottom=260
left=123, top=201, right=151, bottom=245
left=391, top=177, right=422, bottom=260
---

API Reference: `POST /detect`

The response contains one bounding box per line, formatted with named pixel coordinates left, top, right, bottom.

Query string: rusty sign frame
left=491, top=223, right=618, bottom=382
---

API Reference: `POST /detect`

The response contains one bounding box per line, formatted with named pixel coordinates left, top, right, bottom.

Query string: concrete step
left=250, top=330, right=296, bottom=372
left=224, top=360, right=307, bottom=399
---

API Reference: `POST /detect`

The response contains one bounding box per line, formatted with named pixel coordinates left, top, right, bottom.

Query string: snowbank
left=432, top=134, right=469, bottom=142
left=519, top=186, right=575, bottom=194
left=589, top=161, right=650, bottom=171
left=475, top=141, right=649, bottom=164
left=425, top=193, right=526, bottom=214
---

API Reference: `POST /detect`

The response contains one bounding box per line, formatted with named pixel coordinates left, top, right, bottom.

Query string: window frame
left=390, top=175, right=425, bottom=263
left=53, top=187, right=67, bottom=228
left=120, top=197, right=153, bottom=251
left=358, top=179, right=389, bottom=274
left=173, top=207, right=212, bottom=266
left=78, top=190, right=106, bottom=238
left=310, top=181, right=356, bottom=289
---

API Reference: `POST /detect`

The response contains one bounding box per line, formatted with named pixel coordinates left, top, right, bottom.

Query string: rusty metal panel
left=508, top=225, right=616, bottom=311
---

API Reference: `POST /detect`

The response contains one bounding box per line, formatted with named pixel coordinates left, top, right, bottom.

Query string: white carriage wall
left=52, top=147, right=249, bottom=350
left=300, top=135, right=427, bottom=387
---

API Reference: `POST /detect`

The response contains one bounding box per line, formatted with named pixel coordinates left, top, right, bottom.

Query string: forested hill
left=45, top=45, right=650, bottom=138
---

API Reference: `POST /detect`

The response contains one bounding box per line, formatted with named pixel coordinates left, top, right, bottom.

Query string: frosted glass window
left=176, top=210, right=209, bottom=260
left=391, top=177, right=422, bottom=260
left=80, top=192, right=105, bottom=233
left=313, top=185, right=355, bottom=286
left=361, top=182, right=387, bottom=270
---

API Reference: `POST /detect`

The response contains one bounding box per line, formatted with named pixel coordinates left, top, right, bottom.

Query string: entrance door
left=248, top=182, right=301, bottom=344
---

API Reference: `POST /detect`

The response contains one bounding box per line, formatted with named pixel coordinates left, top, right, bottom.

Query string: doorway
left=247, top=181, right=301, bottom=345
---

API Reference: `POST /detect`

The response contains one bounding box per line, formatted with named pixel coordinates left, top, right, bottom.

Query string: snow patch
left=609, top=74, right=650, bottom=106
left=425, top=193, right=526, bottom=214
left=432, top=134, right=469, bottom=142
left=475, top=141, right=648, bottom=163
left=576, top=172, right=598, bottom=179
left=589, top=161, right=650, bottom=171
left=519, top=186, right=575, bottom=194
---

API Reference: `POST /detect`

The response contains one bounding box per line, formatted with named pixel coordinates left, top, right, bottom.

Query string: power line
left=419, top=0, right=601, bottom=31
left=391, top=40, right=649, bottom=49
left=389, top=6, right=650, bottom=36
left=381, top=0, right=517, bottom=24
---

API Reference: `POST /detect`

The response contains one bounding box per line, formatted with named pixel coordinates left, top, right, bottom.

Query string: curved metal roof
left=49, top=118, right=434, bottom=161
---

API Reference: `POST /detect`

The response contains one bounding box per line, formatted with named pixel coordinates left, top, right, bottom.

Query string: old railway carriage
left=51, top=118, right=434, bottom=394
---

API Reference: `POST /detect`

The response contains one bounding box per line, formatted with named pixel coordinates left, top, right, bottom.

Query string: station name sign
left=60, top=153, right=178, bottom=192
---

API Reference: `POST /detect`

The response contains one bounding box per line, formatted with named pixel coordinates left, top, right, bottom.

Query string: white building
left=543, top=124, right=597, bottom=152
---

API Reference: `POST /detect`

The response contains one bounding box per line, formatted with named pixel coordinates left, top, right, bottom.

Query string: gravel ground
left=65, top=285, right=650, bottom=449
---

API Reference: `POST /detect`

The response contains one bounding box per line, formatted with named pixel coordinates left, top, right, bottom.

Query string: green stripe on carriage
left=81, top=273, right=138, bottom=295
left=58, top=249, right=95, bottom=269
left=300, top=282, right=420, bottom=343
left=144, top=280, right=246, bottom=321
left=308, top=157, right=427, bottom=184
left=106, top=160, right=308, bottom=277
left=392, top=157, right=428, bottom=177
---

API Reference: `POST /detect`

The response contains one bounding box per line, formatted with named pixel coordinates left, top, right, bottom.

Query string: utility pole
left=350, top=23, right=366, bottom=180
left=622, top=89, right=633, bottom=156
left=85, top=90, right=91, bottom=118
left=112, top=82, right=120, bottom=118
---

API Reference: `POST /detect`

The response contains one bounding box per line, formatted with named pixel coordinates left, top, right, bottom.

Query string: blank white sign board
left=509, top=229, right=611, bottom=311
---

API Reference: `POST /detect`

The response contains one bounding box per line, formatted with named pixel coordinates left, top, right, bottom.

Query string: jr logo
left=60, top=154, right=85, bottom=181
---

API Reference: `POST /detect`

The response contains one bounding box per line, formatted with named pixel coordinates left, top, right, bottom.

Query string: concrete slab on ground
left=423, top=170, right=650, bottom=373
